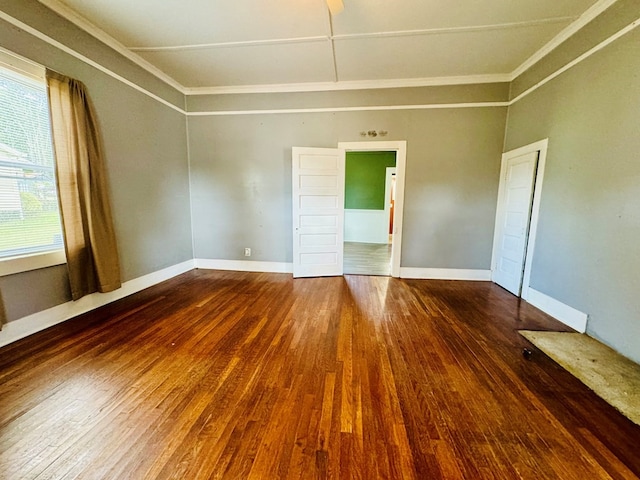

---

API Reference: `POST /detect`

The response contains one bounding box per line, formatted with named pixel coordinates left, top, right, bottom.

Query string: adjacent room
left=0, top=0, right=639, bottom=478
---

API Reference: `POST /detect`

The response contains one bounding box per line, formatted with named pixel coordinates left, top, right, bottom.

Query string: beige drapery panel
left=46, top=70, right=121, bottom=301
left=0, top=287, right=6, bottom=330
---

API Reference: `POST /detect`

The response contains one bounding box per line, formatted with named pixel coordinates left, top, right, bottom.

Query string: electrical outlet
left=244, top=247, right=251, bottom=257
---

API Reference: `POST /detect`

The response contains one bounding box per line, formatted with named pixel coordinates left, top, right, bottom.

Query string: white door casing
left=292, top=147, right=345, bottom=278
left=339, top=141, right=407, bottom=277
left=491, top=139, right=548, bottom=297
left=384, top=167, right=396, bottom=244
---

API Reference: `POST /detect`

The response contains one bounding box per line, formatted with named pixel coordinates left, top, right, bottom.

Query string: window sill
left=0, top=250, right=66, bottom=277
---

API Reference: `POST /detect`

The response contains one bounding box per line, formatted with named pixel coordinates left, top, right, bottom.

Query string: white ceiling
left=37, top=0, right=609, bottom=93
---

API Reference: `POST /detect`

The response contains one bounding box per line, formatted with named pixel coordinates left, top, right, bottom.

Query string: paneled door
left=292, top=147, right=345, bottom=278
left=492, top=151, right=539, bottom=295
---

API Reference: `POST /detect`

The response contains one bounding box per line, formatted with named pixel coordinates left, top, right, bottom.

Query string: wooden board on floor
left=521, top=330, right=640, bottom=426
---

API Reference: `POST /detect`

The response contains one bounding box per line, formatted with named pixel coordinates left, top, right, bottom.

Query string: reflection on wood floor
left=2, top=271, right=639, bottom=478
left=343, top=241, right=392, bottom=276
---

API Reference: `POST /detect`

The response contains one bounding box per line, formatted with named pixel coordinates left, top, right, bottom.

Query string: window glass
left=0, top=64, right=64, bottom=259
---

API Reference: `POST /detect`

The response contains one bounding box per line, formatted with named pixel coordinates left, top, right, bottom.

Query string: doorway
left=339, top=141, right=407, bottom=278
left=291, top=141, right=406, bottom=279
left=491, top=139, right=548, bottom=299
left=343, top=151, right=396, bottom=275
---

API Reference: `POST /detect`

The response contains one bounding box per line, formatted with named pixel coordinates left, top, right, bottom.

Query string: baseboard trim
left=399, top=268, right=492, bottom=281
left=526, top=288, right=588, bottom=333
left=0, top=260, right=195, bottom=348
left=195, top=258, right=293, bottom=274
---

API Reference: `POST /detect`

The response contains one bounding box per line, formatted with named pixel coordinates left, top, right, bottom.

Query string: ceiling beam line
left=21, top=0, right=627, bottom=96
left=127, top=16, right=578, bottom=53
left=333, top=16, right=578, bottom=41
left=327, top=2, right=339, bottom=83
left=129, top=36, right=329, bottom=52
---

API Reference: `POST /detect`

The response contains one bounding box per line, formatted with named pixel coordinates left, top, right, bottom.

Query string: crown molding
left=184, top=74, right=511, bottom=96
left=36, top=0, right=187, bottom=93
left=29, top=0, right=622, bottom=97
left=186, top=102, right=510, bottom=117
left=510, top=16, right=640, bottom=104
left=5, top=2, right=634, bottom=115
left=0, top=8, right=186, bottom=114
left=510, top=0, right=619, bottom=80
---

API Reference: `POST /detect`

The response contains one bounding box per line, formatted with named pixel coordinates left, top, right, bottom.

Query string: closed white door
left=292, top=147, right=345, bottom=278
left=492, top=151, right=539, bottom=295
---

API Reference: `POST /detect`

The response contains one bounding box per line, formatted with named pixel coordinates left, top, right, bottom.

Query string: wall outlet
left=244, top=247, right=251, bottom=257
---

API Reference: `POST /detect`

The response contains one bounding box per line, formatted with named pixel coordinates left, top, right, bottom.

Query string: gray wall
left=504, top=8, right=640, bottom=362
left=0, top=2, right=510, bottom=321
left=510, top=0, right=640, bottom=100
left=188, top=92, right=507, bottom=267
left=0, top=2, right=192, bottom=322
left=0, top=0, right=183, bottom=109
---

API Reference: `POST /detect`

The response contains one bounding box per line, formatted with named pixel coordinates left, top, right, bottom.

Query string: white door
left=292, top=147, right=345, bottom=278
left=491, top=151, right=539, bottom=295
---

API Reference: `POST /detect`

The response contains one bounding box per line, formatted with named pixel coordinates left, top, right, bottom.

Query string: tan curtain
left=0, top=287, right=6, bottom=330
left=46, top=70, right=121, bottom=301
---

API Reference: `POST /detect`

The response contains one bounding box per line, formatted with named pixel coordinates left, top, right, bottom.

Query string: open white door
left=292, top=147, right=345, bottom=278
left=491, top=150, right=539, bottom=295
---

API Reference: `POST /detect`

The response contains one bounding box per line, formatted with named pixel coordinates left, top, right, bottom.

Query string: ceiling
left=37, top=0, right=608, bottom=93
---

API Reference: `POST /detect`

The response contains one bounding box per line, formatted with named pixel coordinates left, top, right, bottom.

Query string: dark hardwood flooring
left=0, top=270, right=638, bottom=479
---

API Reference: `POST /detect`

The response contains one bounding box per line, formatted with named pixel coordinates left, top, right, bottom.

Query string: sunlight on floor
left=343, top=242, right=392, bottom=276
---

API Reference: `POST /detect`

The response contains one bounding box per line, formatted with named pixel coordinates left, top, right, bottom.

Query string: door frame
left=490, top=138, right=548, bottom=300
left=384, top=167, right=396, bottom=244
left=339, top=141, right=407, bottom=278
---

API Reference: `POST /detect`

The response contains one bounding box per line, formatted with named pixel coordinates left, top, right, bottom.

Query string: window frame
left=0, top=48, right=66, bottom=277
left=0, top=250, right=66, bottom=276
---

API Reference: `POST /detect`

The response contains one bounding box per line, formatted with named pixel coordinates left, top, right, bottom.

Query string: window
left=0, top=50, right=65, bottom=275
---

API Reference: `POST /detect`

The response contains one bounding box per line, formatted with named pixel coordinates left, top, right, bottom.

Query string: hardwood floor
left=1, top=270, right=638, bottom=479
left=343, top=242, right=392, bottom=276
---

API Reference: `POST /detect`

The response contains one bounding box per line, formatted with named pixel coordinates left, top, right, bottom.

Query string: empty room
left=1, top=0, right=639, bottom=478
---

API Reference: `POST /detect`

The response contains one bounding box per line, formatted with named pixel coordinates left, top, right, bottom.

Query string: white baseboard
left=526, top=288, right=588, bottom=333
left=195, top=258, right=293, bottom=274
left=0, top=259, right=195, bottom=348
left=399, top=268, right=491, bottom=281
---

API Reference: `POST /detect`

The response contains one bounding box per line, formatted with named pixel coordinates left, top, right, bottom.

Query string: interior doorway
left=491, top=139, right=548, bottom=299
left=343, top=152, right=396, bottom=275
left=339, top=141, right=407, bottom=277
left=291, top=141, right=406, bottom=279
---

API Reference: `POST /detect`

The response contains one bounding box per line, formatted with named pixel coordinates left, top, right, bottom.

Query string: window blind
left=0, top=60, right=64, bottom=259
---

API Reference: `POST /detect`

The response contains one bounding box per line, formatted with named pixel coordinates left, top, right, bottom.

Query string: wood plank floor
left=1, top=270, right=639, bottom=479
left=343, top=242, right=392, bottom=276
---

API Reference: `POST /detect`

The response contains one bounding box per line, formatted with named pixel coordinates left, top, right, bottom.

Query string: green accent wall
left=345, top=151, right=396, bottom=210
